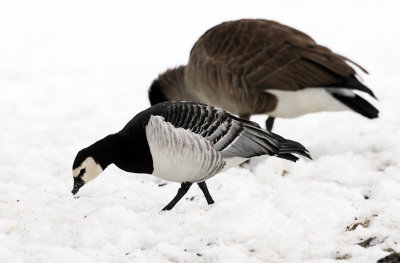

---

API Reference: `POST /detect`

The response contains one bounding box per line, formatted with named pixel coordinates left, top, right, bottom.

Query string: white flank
left=267, top=88, right=351, bottom=118
left=145, top=115, right=225, bottom=183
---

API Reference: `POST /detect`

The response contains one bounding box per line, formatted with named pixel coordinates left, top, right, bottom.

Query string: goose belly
left=267, top=88, right=350, bottom=118
left=150, top=148, right=223, bottom=183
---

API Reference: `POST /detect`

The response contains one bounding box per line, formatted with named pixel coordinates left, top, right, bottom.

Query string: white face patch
left=72, top=157, right=103, bottom=183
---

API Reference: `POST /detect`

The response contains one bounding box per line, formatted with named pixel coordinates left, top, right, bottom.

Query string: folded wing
left=156, top=101, right=310, bottom=161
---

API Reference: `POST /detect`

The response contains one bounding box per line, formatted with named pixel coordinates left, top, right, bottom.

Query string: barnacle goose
left=72, top=101, right=310, bottom=211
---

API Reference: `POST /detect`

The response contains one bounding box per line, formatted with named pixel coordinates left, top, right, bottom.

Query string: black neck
left=86, top=134, right=121, bottom=170
left=149, top=66, right=190, bottom=105
left=149, top=80, right=169, bottom=105
left=114, top=127, right=154, bottom=174
left=86, top=118, right=154, bottom=175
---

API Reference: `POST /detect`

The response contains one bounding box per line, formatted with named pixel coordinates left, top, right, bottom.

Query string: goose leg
left=266, top=117, right=275, bottom=131
left=162, top=182, right=192, bottom=211
left=197, top=181, right=214, bottom=205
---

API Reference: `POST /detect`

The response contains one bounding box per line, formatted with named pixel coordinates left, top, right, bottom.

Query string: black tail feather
left=331, top=75, right=377, bottom=99
left=331, top=93, right=379, bottom=119
left=235, top=122, right=311, bottom=162
left=272, top=133, right=312, bottom=162
left=276, top=153, right=300, bottom=162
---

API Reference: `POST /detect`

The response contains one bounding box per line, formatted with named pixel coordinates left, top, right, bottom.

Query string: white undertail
left=267, top=88, right=352, bottom=118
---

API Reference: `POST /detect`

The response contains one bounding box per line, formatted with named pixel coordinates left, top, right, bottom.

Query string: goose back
left=184, top=19, right=368, bottom=116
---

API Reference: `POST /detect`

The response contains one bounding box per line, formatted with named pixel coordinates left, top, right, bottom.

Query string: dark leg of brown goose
left=162, top=182, right=192, bottom=211
left=197, top=181, right=214, bottom=205
left=266, top=117, right=275, bottom=131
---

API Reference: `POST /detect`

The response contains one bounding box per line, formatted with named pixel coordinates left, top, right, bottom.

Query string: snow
left=1, top=0, right=400, bottom=262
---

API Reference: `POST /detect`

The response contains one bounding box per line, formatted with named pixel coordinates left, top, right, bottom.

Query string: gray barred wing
left=157, top=101, right=282, bottom=159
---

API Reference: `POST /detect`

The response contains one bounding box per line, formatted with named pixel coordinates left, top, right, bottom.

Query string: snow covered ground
left=1, top=0, right=400, bottom=262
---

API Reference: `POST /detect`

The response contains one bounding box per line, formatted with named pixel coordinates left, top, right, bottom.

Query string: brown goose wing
left=192, top=19, right=367, bottom=92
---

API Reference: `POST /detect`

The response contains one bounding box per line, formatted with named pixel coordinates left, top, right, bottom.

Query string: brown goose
left=149, top=19, right=378, bottom=131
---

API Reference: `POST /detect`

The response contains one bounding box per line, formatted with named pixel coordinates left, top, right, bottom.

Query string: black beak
left=72, top=176, right=85, bottom=195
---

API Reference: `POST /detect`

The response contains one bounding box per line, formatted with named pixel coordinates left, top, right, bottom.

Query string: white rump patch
left=72, top=157, right=103, bottom=183
left=145, top=115, right=225, bottom=183
left=267, top=88, right=351, bottom=118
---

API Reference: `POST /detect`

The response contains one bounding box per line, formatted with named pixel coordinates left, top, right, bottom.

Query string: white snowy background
left=1, top=0, right=399, bottom=262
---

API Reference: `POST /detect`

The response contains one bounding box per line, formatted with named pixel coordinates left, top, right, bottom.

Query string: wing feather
left=143, top=101, right=310, bottom=165
left=156, top=101, right=287, bottom=159
left=192, top=19, right=368, bottom=93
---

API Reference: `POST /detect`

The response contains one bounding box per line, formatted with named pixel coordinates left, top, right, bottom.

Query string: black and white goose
left=72, top=101, right=310, bottom=210
left=149, top=19, right=379, bottom=131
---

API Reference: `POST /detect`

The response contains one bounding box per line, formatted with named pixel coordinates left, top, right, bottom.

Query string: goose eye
left=78, top=168, right=86, bottom=177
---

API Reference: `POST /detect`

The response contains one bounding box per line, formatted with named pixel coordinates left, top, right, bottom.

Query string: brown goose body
left=149, top=19, right=378, bottom=130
